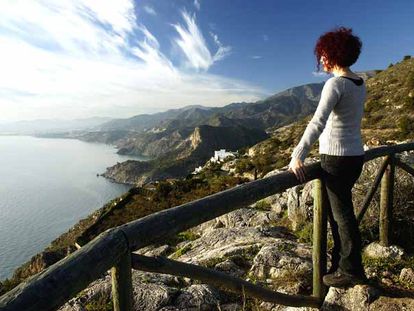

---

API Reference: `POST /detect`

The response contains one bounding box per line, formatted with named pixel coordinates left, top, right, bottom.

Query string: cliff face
left=102, top=125, right=269, bottom=185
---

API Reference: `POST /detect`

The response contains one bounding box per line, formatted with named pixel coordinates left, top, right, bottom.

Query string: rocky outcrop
left=363, top=242, right=405, bottom=261
left=321, top=285, right=380, bottom=310
left=102, top=125, right=269, bottom=185
left=58, top=207, right=315, bottom=310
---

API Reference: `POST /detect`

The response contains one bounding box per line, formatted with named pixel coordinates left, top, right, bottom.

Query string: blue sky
left=0, top=0, right=413, bottom=121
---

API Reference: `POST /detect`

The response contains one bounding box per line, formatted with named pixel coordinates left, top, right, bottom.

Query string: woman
left=288, top=26, right=367, bottom=287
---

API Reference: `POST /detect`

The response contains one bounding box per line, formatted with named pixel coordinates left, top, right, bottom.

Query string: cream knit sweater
left=290, top=76, right=366, bottom=162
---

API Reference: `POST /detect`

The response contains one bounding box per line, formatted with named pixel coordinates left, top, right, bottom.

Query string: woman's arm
left=288, top=77, right=342, bottom=180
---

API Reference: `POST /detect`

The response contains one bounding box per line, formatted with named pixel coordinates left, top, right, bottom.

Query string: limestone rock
left=214, top=259, right=245, bottom=278
left=369, top=296, right=414, bottom=310
left=177, top=226, right=294, bottom=267
left=321, top=284, right=380, bottom=310
left=192, top=208, right=280, bottom=237
left=57, top=273, right=112, bottom=311
left=131, top=282, right=177, bottom=311
left=173, top=284, right=221, bottom=311
left=363, top=242, right=405, bottom=260
left=248, top=241, right=313, bottom=295
left=399, top=267, right=414, bottom=286
left=134, top=244, right=172, bottom=257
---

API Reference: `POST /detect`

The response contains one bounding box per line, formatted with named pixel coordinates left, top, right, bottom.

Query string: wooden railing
left=1, top=142, right=414, bottom=311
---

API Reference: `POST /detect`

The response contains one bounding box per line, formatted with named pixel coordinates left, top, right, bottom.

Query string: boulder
left=248, top=241, right=313, bottom=295
left=399, top=267, right=414, bottom=286
left=173, top=284, right=221, bottom=311
left=321, top=284, right=380, bottom=310
left=363, top=242, right=405, bottom=260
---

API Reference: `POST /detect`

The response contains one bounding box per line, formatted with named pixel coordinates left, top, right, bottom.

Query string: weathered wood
left=120, top=163, right=325, bottom=251
left=2, top=142, right=414, bottom=310
left=0, top=228, right=129, bottom=311
left=120, top=143, right=414, bottom=252
left=395, top=157, right=414, bottom=178
left=363, top=142, right=414, bottom=161
left=312, top=179, right=328, bottom=299
left=130, top=254, right=322, bottom=308
left=356, top=156, right=390, bottom=223
left=111, top=250, right=133, bottom=311
left=380, top=155, right=395, bottom=246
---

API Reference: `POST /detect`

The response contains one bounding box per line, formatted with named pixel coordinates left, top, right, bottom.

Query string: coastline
left=0, top=135, right=143, bottom=283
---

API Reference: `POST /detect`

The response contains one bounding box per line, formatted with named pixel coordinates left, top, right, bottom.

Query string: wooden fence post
left=111, top=251, right=133, bottom=311
left=312, top=179, right=328, bottom=300
left=379, top=154, right=395, bottom=247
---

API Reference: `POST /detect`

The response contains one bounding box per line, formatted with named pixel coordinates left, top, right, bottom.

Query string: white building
left=210, top=149, right=236, bottom=163
left=192, top=166, right=204, bottom=174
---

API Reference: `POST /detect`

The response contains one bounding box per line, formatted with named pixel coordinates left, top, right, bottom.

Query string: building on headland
left=210, top=149, right=237, bottom=163
left=192, top=166, right=204, bottom=174
left=192, top=149, right=237, bottom=174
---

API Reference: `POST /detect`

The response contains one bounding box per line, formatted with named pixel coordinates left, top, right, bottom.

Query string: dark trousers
left=320, top=154, right=365, bottom=276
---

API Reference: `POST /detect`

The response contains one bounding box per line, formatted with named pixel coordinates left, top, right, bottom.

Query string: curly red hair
left=314, top=26, right=362, bottom=72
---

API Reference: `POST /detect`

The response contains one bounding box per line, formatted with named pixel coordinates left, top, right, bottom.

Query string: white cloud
left=0, top=1, right=268, bottom=121
left=172, top=10, right=231, bottom=71
left=143, top=5, right=156, bottom=16
left=251, top=55, right=263, bottom=59
left=194, top=0, right=201, bottom=11
left=312, top=71, right=329, bottom=77
left=209, top=31, right=232, bottom=62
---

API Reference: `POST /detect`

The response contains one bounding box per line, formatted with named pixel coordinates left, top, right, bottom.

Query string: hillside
left=1, top=57, right=413, bottom=308
left=102, top=125, right=269, bottom=185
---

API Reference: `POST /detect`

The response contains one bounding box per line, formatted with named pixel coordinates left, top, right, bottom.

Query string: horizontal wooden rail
left=131, top=254, right=322, bottom=308
left=0, top=228, right=129, bottom=311
left=1, top=142, right=413, bottom=311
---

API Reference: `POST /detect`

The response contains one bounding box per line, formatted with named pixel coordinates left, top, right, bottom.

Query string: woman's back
left=319, top=76, right=366, bottom=156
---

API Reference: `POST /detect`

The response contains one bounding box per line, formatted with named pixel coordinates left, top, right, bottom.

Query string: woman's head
left=315, top=26, right=362, bottom=72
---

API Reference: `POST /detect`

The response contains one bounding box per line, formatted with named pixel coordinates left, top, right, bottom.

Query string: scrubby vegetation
left=2, top=55, right=414, bottom=302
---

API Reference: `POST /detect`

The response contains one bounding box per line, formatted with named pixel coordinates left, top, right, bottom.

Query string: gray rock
left=287, top=184, right=313, bottom=231
left=214, top=259, right=245, bottom=278
left=176, top=226, right=293, bottom=266
left=399, top=268, right=414, bottom=286
left=369, top=296, right=414, bottom=310
left=57, top=273, right=112, bottom=311
left=192, top=208, right=280, bottom=237
left=131, top=282, right=177, bottom=311
left=174, top=284, right=221, bottom=311
left=248, top=241, right=313, bottom=295
left=321, top=284, right=380, bottom=310
left=135, top=244, right=172, bottom=257
left=363, top=242, right=405, bottom=260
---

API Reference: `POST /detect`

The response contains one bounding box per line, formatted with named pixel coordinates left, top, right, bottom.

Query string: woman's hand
left=288, top=158, right=306, bottom=183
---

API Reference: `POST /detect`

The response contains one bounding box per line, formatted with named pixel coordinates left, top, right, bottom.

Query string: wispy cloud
left=251, top=55, right=263, bottom=59
left=143, top=5, right=156, bottom=16
left=0, top=1, right=268, bottom=121
left=194, top=0, right=201, bottom=11
left=263, top=34, right=269, bottom=42
left=172, top=10, right=231, bottom=71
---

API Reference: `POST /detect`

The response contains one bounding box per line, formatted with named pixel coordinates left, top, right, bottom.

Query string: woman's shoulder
left=322, top=76, right=344, bottom=93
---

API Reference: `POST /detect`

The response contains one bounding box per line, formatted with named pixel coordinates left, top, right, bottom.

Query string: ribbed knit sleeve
left=290, top=77, right=342, bottom=162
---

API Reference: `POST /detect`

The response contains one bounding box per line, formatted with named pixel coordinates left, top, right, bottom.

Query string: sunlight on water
left=0, top=136, right=144, bottom=280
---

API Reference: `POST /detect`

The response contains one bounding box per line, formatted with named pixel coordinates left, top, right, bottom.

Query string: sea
left=0, top=135, right=144, bottom=280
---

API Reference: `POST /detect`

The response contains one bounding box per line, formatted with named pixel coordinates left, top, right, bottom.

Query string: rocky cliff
left=57, top=147, right=414, bottom=311
left=102, top=125, right=269, bottom=185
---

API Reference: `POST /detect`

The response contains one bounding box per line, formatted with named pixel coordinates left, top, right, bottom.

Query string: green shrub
left=405, top=71, right=414, bottom=89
